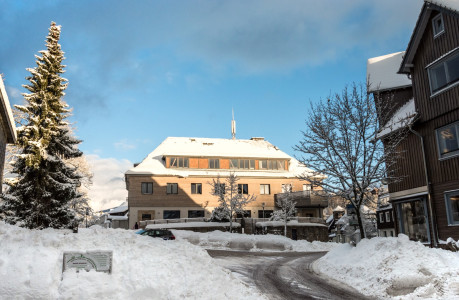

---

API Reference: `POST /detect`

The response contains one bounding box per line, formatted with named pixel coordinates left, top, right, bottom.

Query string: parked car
left=136, top=229, right=175, bottom=240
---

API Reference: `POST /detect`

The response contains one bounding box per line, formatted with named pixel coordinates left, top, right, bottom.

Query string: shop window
left=445, top=190, right=459, bottom=225
left=141, top=214, right=151, bottom=221
left=396, top=198, right=429, bottom=243
left=188, top=210, right=205, bottom=218
left=258, top=210, right=273, bottom=218
left=163, top=210, right=180, bottom=219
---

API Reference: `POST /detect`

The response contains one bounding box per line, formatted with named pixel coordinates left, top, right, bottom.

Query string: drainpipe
left=408, top=126, right=438, bottom=247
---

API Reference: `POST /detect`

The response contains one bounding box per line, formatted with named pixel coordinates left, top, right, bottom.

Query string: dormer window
left=432, top=13, right=444, bottom=38
left=170, top=157, right=189, bottom=168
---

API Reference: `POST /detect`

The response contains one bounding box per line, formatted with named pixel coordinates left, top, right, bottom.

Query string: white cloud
left=86, top=154, right=133, bottom=211
left=5, top=85, right=22, bottom=103
left=114, top=139, right=136, bottom=151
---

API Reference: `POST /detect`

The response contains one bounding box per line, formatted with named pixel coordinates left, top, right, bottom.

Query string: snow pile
left=313, top=235, right=459, bottom=299
left=173, top=230, right=337, bottom=252
left=0, top=222, right=265, bottom=299
left=147, top=222, right=241, bottom=229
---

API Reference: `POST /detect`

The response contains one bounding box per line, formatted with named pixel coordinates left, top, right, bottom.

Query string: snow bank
left=0, top=222, right=265, bottom=299
left=173, top=230, right=337, bottom=252
left=146, top=222, right=241, bottom=229
left=313, top=235, right=459, bottom=299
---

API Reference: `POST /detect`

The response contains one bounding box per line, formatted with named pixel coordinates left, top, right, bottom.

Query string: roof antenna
left=231, top=108, right=236, bottom=140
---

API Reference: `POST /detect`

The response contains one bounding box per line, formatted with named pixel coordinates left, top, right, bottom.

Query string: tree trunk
left=355, top=208, right=365, bottom=240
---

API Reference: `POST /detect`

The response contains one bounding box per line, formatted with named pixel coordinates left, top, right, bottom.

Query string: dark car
left=136, top=229, right=175, bottom=240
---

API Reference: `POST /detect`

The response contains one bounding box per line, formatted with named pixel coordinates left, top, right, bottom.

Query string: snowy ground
left=0, top=222, right=265, bottom=299
left=313, top=234, right=459, bottom=299
left=2, top=222, right=458, bottom=300
left=173, top=230, right=336, bottom=252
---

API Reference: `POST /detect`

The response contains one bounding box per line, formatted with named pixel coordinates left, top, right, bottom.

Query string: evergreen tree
left=0, top=22, right=83, bottom=229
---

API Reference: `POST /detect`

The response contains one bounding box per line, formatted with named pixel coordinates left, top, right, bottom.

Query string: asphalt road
left=207, top=250, right=373, bottom=300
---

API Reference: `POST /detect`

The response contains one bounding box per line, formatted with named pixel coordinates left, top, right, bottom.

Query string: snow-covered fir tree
left=270, top=193, right=296, bottom=236
left=0, top=22, right=84, bottom=229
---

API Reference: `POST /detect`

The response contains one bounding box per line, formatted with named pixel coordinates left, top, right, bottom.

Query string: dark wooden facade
left=372, top=3, right=459, bottom=245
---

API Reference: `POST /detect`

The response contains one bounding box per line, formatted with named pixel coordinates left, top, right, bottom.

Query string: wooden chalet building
left=125, top=137, right=327, bottom=229
left=368, top=0, right=459, bottom=246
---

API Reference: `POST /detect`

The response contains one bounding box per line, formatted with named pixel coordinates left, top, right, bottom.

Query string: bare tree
left=271, top=192, right=297, bottom=236
left=295, top=83, right=407, bottom=239
left=211, top=173, right=256, bottom=232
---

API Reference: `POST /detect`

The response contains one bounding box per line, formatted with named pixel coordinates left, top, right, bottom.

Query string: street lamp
left=262, top=202, right=266, bottom=219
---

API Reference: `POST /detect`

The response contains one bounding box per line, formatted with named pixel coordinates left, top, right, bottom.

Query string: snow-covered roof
left=0, top=76, right=17, bottom=143
left=333, top=205, right=345, bottom=212
left=367, top=52, right=412, bottom=92
left=428, top=0, right=459, bottom=12
left=109, top=205, right=128, bottom=214
left=107, top=215, right=128, bottom=221
left=377, top=98, right=417, bottom=138
left=126, top=137, right=316, bottom=178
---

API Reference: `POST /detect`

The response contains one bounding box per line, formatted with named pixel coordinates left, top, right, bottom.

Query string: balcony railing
left=274, top=190, right=328, bottom=208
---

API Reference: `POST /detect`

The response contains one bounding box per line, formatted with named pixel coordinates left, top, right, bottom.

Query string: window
left=260, top=184, right=270, bottom=195
left=445, top=190, right=459, bottom=225
left=385, top=211, right=391, bottom=222
left=379, top=212, right=384, bottom=223
left=191, top=183, right=202, bottom=194
left=214, top=183, right=225, bottom=194
left=258, top=210, right=273, bottom=218
left=436, top=121, right=459, bottom=159
left=236, top=210, right=251, bottom=218
left=238, top=184, right=248, bottom=194
left=141, top=213, right=151, bottom=221
left=259, top=160, right=285, bottom=170
left=396, top=198, right=429, bottom=243
left=163, top=210, right=180, bottom=219
left=303, top=184, right=311, bottom=191
left=166, top=183, right=178, bottom=194
left=209, top=158, right=220, bottom=169
left=188, top=210, right=205, bottom=218
left=281, top=184, right=292, bottom=193
left=170, top=157, right=189, bottom=168
left=259, top=160, right=268, bottom=170
left=432, top=13, right=444, bottom=37
left=230, top=159, right=255, bottom=169
left=141, top=182, right=153, bottom=194
left=428, top=50, right=459, bottom=94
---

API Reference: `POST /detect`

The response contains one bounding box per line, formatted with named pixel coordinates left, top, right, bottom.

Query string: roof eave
left=399, top=3, right=431, bottom=74
left=0, top=78, right=17, bottom=143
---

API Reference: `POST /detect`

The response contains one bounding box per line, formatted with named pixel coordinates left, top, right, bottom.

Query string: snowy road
left=208, top=250, right=372, bottom=300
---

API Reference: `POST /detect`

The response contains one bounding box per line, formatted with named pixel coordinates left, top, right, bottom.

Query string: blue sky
left=0, top=0, right=423, bottom=209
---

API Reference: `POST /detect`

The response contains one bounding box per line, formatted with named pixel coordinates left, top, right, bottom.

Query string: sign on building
left=62, top=251, right=113, bottom=273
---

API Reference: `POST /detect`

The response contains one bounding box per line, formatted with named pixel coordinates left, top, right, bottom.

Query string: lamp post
left=262, top=202, right=266, bottom=219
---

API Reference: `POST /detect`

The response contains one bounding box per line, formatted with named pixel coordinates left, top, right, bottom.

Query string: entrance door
left=292, top=229, right=298, bottom=240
